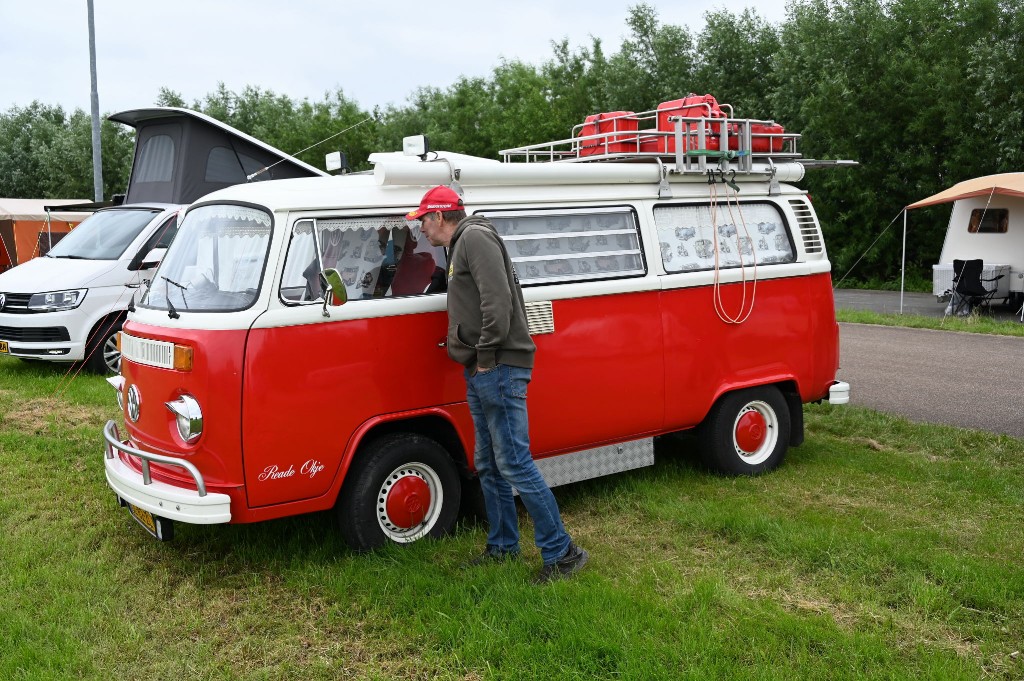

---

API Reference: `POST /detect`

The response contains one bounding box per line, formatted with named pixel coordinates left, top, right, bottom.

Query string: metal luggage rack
left=500, top=109, right=803, bottom=175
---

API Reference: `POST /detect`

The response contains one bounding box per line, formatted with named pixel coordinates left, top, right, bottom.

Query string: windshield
left=46, top=208, right=160, bottom=260
left=142, top=204, right=272, bottom=313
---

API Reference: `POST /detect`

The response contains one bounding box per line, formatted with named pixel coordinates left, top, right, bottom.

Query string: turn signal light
left=173, top=345, right=193, bottom=372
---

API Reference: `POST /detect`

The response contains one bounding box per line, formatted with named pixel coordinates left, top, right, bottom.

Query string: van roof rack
left=499, top=98, right=842, bottom=176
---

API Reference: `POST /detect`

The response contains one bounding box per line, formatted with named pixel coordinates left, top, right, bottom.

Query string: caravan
left=913, top=173, right=1024, bottom=309
left=102, top=98, right=851, bottom=548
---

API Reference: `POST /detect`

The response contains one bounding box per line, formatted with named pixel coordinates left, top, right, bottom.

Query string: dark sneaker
left=533, top=542, right=589, bottom=584
left=460, top=548, right=520, bottom=569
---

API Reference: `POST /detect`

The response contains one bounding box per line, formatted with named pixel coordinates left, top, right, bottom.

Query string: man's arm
left=463, top=228, right=513, bottom=370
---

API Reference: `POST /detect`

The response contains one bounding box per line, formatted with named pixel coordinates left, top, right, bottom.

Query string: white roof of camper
left=191, top=153, right=806, bottom=215
left=0, top=198, right=93, bottom=222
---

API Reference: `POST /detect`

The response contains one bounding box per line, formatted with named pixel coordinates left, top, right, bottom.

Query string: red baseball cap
left=406, top=185, right=463, bottom=220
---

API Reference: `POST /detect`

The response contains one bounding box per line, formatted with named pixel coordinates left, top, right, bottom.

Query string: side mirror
left=129, top=247, right=166, bottom=271
left=319, top=268, right=347, bottom=317
left=140, top=247, right=167, bottom=269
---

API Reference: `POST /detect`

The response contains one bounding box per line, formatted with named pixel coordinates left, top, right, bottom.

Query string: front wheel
left=337, top=433, right=461, bottom=552
left=84, top=316, right=123, bottom=375
left=698, top=386, right=791, bottom=475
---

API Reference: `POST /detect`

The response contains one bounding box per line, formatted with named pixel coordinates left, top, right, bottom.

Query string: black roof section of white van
left=109, top=107, right=328, bottom=205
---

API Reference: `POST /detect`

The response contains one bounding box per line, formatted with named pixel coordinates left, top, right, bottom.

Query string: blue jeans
left=465, top=364, right=571, bottom=564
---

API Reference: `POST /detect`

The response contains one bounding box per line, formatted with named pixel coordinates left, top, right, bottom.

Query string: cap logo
left=0, top=293, right=5, bottom=310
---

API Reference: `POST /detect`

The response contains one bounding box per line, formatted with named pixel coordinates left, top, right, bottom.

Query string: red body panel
left=118, top=322, right=250, bottom=504
left=240, top=309, right=461, bottom=508
left=661, top=273, right=838, bottom=427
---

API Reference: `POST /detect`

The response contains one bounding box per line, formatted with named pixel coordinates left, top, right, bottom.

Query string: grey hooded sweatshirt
left=445, top=215, right=536, bottom=373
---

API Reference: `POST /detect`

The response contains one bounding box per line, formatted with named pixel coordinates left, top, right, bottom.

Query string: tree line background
left=1, top=0, right=1020, bottom=288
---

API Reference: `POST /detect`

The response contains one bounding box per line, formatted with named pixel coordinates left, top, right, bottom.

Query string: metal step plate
left=531, top=437, right=654, bottom=489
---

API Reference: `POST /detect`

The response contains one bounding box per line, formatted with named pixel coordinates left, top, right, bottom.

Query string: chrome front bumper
left=103, top=420, right=231, bottom=524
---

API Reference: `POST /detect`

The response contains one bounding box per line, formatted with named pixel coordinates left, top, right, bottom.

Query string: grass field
left=835, top=309, right=1024, bottom=337
left=1, top=355, right=1022, bottom=680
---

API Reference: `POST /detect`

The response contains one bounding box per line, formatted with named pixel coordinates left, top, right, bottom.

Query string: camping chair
left=948, top=259, right=1003, bottom=316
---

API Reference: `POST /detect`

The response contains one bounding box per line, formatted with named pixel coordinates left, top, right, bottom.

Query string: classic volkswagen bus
left=103, top=119, right=849, bottom=548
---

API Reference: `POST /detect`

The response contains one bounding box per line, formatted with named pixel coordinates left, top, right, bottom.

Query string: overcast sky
left=0, top=1, right=791, bottom=116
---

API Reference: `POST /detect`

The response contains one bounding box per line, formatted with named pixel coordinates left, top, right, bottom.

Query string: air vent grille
left=525, top=301, right=554, bottom=336
left=789, top=199, right=823, bottom=254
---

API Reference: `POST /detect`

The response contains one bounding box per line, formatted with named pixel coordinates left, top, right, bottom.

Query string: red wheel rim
left=384, top=474, right=431, bottom=529
left=735, top=409, right=768, bottom=454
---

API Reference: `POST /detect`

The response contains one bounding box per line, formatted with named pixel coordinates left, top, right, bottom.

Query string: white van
left=0, top=203, right=181, bottom=373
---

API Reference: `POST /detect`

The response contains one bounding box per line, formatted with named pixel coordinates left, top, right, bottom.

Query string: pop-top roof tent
left=108, top=107, right=328, bottom=205
left=0, top=199, right=93, bottom=272
left=894, top=173, right=1024, bottom=313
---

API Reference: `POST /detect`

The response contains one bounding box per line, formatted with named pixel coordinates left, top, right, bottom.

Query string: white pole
left=900, top=209, right=907, bottom=314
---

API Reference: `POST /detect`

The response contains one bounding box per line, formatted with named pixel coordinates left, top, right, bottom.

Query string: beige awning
left=0, top=198, right=92, bottom=222
left=906, top=173, right=1024, bottom=209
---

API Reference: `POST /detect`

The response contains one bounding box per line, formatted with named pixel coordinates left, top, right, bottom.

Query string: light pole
left=87, top=0, right=103, bottom=202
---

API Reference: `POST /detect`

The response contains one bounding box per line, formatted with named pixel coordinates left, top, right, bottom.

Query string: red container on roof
left=578, top=111, right=639, bottom=156
left=655, top=94, right=731, bottom=153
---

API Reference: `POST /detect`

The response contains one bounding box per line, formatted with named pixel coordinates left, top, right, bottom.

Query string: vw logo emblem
left=126, top=384, right=142, bottom=422
left=0, top=293, right=5, bottom=310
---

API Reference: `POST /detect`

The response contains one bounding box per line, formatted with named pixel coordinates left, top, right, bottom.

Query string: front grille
left=0, top=326, right=71, bottom=343
left=0, top=292, right=35, bottom=314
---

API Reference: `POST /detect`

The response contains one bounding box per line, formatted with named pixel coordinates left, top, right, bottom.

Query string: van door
left=484, top=207, right=665, bottom=454
left=241, top=215, right=460, bottom=509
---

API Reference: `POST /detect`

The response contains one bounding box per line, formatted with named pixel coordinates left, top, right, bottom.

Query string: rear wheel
left=698, top=386, right=790, bottom=475
left=84, top=316, right=123, bottom=375
left=337, top=433, right=461, bottom=552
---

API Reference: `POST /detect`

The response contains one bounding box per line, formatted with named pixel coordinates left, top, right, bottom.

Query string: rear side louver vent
left=789, top=199, right=823, bottom=254
left=525, top=301, right=554, bottom=336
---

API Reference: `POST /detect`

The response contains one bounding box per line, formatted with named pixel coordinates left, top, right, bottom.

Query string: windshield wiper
left=48, top=254, right=88, bottom=259
left=161, top=276, right=187, bottom=319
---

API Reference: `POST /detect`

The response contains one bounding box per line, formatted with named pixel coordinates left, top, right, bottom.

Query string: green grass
left=836, top=308, right=1024, bottom=337
left=1, top=355, right=1023, bottom=679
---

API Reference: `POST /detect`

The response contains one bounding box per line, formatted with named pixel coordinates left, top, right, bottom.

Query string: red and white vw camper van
left=103, top=104, right=850, bottom=548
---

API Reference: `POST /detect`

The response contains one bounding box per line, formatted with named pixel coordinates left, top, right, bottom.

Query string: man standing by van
left=408, top=185, right=588, bottom=584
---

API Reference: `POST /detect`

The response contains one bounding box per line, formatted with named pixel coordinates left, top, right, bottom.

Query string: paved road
left=839, top=323, right=1024, bottom=437
left=834, top=289, right=1023, bottom=322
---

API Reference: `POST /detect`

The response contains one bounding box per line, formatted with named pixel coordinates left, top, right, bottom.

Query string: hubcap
left=735, top=410, right=767, bottom=453
left=385, top=475, right=431, bottom=529
left=732, top=400, right=778, bottom=465
left=103, top=333, right=121, bottom=374
left=376, top=463, right=443, bottom=543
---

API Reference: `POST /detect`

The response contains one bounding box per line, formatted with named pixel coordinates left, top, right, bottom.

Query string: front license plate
left=0, top=340, right=8, bottom=354
left=126, top=501, right=174, bottom=541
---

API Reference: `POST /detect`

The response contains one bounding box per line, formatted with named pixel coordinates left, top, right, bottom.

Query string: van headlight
left=166, top=394, right=203, bottom=443
left=28, top=289, right=87, bottom=311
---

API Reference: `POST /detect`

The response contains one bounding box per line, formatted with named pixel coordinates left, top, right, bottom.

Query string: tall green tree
left=694, top=9, right=782, bottom=119
left=0, top=102, right=132, bottom=200
left=603, top=4, right=697, bottom=111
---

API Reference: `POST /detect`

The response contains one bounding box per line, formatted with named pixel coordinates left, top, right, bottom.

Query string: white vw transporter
left=0, top=204, right=181, bottom=372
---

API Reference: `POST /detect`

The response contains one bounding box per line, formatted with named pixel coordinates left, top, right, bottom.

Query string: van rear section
left=100, top=102, right=851, bottom=549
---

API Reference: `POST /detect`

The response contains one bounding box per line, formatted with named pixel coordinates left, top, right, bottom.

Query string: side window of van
left=280, top=216, right=447, bottom=303
left=154, top=215, right=179, bottom=248
left=653, top=203, right=795, bottom=273
left=483, top=207, right=645, bottom=285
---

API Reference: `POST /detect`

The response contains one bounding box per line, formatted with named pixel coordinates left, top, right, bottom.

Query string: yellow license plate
left=0, top=340, right=8, bottom=353
left=126, top=502, right=173, bottom=540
